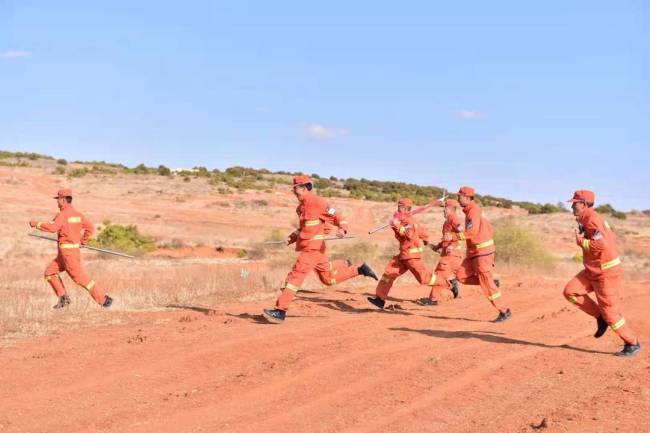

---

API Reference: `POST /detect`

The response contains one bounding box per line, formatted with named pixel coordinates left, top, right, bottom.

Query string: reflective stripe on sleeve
left=67, top=217, right=82, bottom=223
left=304, top=219, right=321, bottom=227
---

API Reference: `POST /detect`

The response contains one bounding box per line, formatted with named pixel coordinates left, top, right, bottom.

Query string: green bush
left=133, top=163, right=150, bottom=175
left=68, top=168, right=89, bottom=178
left=158, top=165, right=171, bottom=176
left=57, top=158, right=68, bottom=165
left=595, top=203, right=627, bottom=220
left=90, top=221, right=157, bottom=255
left=53, top=166, right=66, bottom=175
left=493, top=219, right=557, bottom=269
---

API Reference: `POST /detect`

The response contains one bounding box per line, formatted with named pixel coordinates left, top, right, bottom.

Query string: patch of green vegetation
left=493, top=219, right=557, bottom=269
left=595, top=203, right=627, bottom=220
left=90, top=221, right=157, bottom=255
left=0, top=150, right=53, bottom=160
left=157, top=165, right=171, bottom=176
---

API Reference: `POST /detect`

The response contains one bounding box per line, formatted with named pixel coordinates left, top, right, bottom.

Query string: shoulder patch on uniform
left=592, top=231, right=603, bottom=241
left=326, top=207, right=336, bottom=216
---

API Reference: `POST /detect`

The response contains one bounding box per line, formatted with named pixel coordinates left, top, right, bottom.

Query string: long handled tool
left=368, top=189, right=449, bottom=235
left=264, top=236, right=357, bottom=245
left=29, top=233, right=136, bottom=259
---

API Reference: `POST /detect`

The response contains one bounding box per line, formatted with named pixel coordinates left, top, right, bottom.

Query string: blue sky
left=1, top=1, right=648, bottom=209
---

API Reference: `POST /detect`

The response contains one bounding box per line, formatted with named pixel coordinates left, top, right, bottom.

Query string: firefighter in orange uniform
left=367, top=198, right=438, bottom=309
left=417, top=198, right=464, bottom=305
left=563, top=190, right=640, bottom=357
left=263, top=175, right=378, bottom=323
left=29, top=189, right=113, bottom=309
left=455, top=186, right=511, bottom=322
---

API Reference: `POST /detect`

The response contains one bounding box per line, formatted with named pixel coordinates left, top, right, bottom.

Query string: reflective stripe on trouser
left=276, top=251, right=359, bottom=311
left=456, top=254, right=508, bottom=313
left=428, top=254, right=463, bottom=301
left=44, top=249, right=106, bottom=305
left=563, top=270, right=636, bottom=345
left=375, top=256, right=434, bottom=300
left=45, top=273, right=66, bottom=297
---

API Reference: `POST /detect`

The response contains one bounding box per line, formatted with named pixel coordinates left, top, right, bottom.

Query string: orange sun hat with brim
left=292, top=175, right=312, bottom=186
left=53, top=188, right=73, bottom=199
left=567, top=190, right=595, bottom=204
left=397, top=198, right=414, bottom=207
left=458, top=186, right=476, bottom=197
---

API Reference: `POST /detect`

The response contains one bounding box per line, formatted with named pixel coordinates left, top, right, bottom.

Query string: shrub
left=330, top=241, right=380, bottom=263
left=53, top=166, right=66, bottom=175
left=493, top=219, right=557, bottom=269
left=68, top=168, right=89, bottom=178
left=158, top=165, right=171, bottom=176
left=56, top=158, right=68, bottom=165
left=595, top=203, right=627, bottom=220
left=133, top=163, right=150, bottom=175
left=90, top=221, right=157, bottom=255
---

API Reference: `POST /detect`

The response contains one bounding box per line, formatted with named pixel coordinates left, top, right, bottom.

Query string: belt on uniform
left=601, top=257, right=621, bottom=270
left=59, top=243, right=80, bottom=249
left=476, top=239, right=494, bottom=249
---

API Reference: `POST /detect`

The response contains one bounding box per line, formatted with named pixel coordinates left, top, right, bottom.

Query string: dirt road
left=1, top=277, right=648, bottom=433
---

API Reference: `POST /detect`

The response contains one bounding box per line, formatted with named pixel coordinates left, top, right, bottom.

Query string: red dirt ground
left=1, top=276, right=648, bottom=433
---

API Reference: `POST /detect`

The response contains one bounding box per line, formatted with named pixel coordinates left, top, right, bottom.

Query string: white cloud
left=456, top=110, right=488, bottom=120
left=303, top=123, right=349, bottom=140
left=1, top=50, right=32, bottom=59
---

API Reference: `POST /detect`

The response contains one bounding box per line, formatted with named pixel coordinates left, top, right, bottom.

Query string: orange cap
left=398, top=198, right=413, bottom=207
left=444, top=198, right=459, bottom=208
left=567, top=190, right=595, bottom=204
left=292, top=175, right=312, bottom=186
left=458, top=186, right=476, bottom=197
left=53, top=188, right=73, bottom=199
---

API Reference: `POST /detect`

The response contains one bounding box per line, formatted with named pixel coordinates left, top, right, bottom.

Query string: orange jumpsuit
left=36, top=205, right=107, bottom=305
left=375, top=213, right=436, bottom=300
left=427, top=211, right=465, bottom=301
left=455, top=201, right=508, bottom=313
left=563, top=208, right=637, bottom=344
left=275, top=192, right=359, bottom=311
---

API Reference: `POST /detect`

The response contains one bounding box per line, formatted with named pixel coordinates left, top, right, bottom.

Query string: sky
left=1, top=1, right=649, bottom=209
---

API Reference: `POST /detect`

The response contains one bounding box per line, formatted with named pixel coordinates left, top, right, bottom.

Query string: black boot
left=615, top=342, right=641, bottom=357
left=367, top=296, right=385, bottom=309
left=494, top=279, right=501, bottom=288
left=53, top=294, right=71, bottom=309
left=102, top=295, right=113, bottom=308
left=594, top=315, right=608, bottom=338
left=358, top=263, right=378, bottom=280
left=417, top=298, right=438, bottom=306
left=450, top=279, right=460, bottom=299
left=493, top=309, right=512, bottom=323
left=263, top=308, right=286, bottom=324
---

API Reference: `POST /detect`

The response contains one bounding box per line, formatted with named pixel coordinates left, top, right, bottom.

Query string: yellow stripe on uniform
left=399, top=226, right=407, bottom=235
left=476, top=239, right=494, bottom=249
left=566, top=296, right=578, bottom=305
left=458, top=232, right=466, bottom=240
left=610, top=317, right=626, bottom=331
left=67, top=216, right=82, bottom=223
left=487, top=291, right=501, bottom=301
left=380, top=275, right=391, bottom=283
left=408, top=247, right=423, bottom=254
left=601, top=257, right=621, bottom=270
left=428, top=274, right=437, bottom=286
left=284, top=282, right=301, bottom=292
left=304, top=219, right=321, bottom=226
left=582, top=239, right=590, bottom=251
left=310, top=234, right=326, bottom=241
left=86, top=280, right=95, bottom=291
left=59, top=243, right=80, bottom=249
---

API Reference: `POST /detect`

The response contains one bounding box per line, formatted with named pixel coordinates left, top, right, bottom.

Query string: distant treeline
left=0, top=150, right=632, bottom=218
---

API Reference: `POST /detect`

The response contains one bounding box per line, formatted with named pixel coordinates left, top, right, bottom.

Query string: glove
left=336, top=228, right=347, bottom=238
left=29, top=220, right=38, bottom=228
